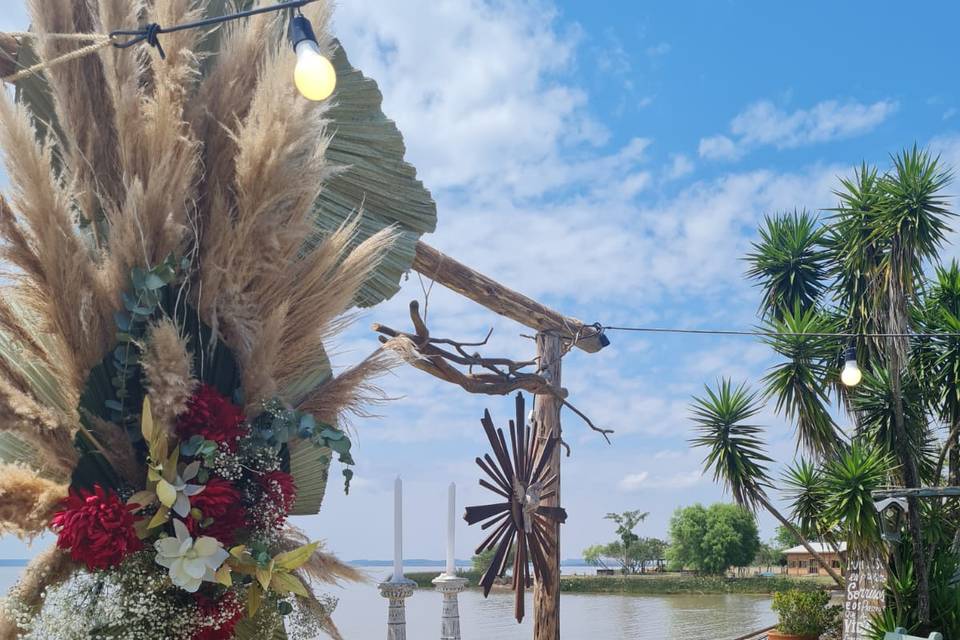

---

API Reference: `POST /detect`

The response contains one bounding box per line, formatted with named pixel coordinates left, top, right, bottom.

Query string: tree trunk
left=757, top=495, right=845, bottom=587
left=532, top=333, right=562, bottom=640
left=934, top=418, right=960, bottom=485
left=888, top=345, right=931, bottom=624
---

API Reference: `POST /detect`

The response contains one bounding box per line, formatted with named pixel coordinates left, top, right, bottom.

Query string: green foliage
left=821, top=442, right=894, bottom=555
left=762, top=307, right=841, bottom=456
left=771, top=588, right=841, bottom=637
left=471, top=546, right=515, bottom=574
left=667, top=503, right=760, bottom=575
left=774, top=525, right=802, bottom=551
left=753, top=542, right=784, bottom=569
left=582, top=538, right=667, bottom=574
left=558, top=574, right=823, bottom=595
left=745, top=210, right=828, bottom=320
left=782, top=458, right=830, bottom=542
left=690, top=379, right=772, bottom=511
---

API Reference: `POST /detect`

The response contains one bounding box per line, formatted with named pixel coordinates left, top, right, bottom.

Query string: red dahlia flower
left=177, top=385, right=247, bottom=451
left=185, top=477, right=246, bottom=545
left=50, top=485, right=143, bottom=571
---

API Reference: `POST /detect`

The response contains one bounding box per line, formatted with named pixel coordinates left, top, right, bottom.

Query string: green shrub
left=772, top=588, right=841, bottom=637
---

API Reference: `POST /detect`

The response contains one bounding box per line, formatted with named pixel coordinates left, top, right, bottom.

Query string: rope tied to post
left=1, top=33, right=115, bottom=84
left=111, top=23, right=166, bottom=59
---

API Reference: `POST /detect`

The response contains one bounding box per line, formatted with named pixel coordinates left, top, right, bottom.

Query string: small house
left=784, top=542, right=846, bottom=577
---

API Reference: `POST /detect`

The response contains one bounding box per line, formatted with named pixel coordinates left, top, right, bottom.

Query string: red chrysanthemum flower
left=185, top=477, right=246, bottom=545
left=50, top=485, right=143, bottom=571
left=177, top=384, right=247, bottom=451
left=191, top=591, right=244, bottom=640
left=257, top=470, right=297, bottom=528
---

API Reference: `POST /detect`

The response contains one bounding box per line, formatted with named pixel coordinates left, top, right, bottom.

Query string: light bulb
left=294, top=40, right=336, bottom=101
left=289, top=14, right=336, bottom=102
left=840, top=345, right=862, bottom=387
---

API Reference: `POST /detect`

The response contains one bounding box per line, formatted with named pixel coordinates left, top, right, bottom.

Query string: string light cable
left=593, top=324, right=960, bottom=340
left=2, top=0, right=337, bottom=100
left=589, top=323, right=960, bottom=388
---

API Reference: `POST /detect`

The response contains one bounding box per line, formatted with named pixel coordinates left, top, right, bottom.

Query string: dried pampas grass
left=280, top=527, right=364, bottom=585
left=298, top=349, right=396, bottom=426
left=0, top=464, right=67, bottom=538
left=141, top=318, right=197, bottom=429
left=0, top=378, right=78, bottom=481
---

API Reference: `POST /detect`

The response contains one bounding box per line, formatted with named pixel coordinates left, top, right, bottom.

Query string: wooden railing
left=729, top=624, right=775, bottom=640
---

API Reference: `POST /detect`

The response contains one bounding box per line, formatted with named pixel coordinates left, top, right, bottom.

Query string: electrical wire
left=595, top=324, right=960, bottom=339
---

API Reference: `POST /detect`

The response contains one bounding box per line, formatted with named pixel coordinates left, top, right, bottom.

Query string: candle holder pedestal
left=379, top=577, right=417, bottom=640
left=432, top=573, right=468, bottom=640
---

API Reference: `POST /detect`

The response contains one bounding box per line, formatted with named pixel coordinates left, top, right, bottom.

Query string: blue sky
left=3, top=0, right=960, bottom=565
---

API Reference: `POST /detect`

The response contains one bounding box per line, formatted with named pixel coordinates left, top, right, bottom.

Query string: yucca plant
left=690, top=379, right=845, bottom=586
left=762, top=307, right=842, bottom=456
left=745, top=210, right=829, bottom=320
left=821, top=442, right=895, bottom=557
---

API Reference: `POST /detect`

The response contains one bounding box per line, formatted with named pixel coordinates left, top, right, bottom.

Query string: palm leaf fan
left=464, top=393, right=567, bottom=624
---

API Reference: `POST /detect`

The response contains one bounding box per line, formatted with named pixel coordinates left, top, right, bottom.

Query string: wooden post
left=532, top=332, right=563, bottom=640
left=412, top=241, right=608, bottom=353
left=0, top=33, right=19, bottom=79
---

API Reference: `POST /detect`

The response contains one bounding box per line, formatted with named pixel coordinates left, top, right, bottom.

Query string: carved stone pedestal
left=432, top=574, right=468, bottom=640
left=378, top=578, right=417, bottom=640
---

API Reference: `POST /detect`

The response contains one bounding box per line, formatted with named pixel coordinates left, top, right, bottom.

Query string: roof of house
left=784, top=542, right=847, bottom=555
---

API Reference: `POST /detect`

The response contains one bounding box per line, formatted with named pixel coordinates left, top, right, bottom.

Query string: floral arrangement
left=0, top=0, right=436, bottom=637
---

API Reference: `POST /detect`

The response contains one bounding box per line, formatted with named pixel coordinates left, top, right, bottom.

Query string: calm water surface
left=0, top=566, right=774, bottom=640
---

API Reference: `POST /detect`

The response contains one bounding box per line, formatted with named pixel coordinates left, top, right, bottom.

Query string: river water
left=0, top=566, right=775, bottom=639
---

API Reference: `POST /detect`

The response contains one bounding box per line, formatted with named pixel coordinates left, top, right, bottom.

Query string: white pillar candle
left=393, top=476, right=403, bottom=582
left=446, top=482, right=456, bottom=575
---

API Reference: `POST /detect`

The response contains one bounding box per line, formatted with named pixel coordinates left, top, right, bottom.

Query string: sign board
left=842, top=554, right=887, bottom=640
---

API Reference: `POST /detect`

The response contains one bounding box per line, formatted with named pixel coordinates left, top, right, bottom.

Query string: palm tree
left=689, top=379, right=845, bottom=586
left=762, top=306, right=842, bottom=456
left=820, top=441, right=895, bottom=558
left=916, top=261, right=960, bottom=485
left=860, top=147, right=954, bottom=623
left=745, top=210, right=829, bottom=320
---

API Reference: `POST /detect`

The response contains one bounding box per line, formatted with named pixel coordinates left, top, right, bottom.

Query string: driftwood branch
left=373, top=301, right=613, bottom=443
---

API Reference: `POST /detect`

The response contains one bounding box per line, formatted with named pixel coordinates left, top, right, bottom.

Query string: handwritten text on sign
left=843, top=555, right=887, bottom=640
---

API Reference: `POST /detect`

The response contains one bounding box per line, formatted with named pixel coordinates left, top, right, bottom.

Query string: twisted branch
left=373, top=301, right=612, bottom=443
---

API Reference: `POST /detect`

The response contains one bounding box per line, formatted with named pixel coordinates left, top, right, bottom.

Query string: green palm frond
left=821, top=441, right=895, bottom=556
left=850, top=368, right=937, bottom=483
left=762, top=306, right=841, bottom=457
left=823, top=162, right=886, bottom=367
left=782, top=458, right=829, bottom=541
left=689, top=379, right=773, bottom=512
left=745, top=210, right=828, bottom=320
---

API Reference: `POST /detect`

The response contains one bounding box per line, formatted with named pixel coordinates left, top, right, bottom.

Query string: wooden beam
left=412, top=241, right=609, bottom=354
left=532, top=332, right=562, bottom=640
left=0, top=33, right=19, bottom=79
left=873, top=487, right=960, bottom=499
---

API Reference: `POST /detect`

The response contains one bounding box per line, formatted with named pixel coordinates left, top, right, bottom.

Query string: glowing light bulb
left=294, top=40, right=336, bottom=101
left=289, top=15, right=336, bottom=102
left=840, top=346, right=862, bottom=387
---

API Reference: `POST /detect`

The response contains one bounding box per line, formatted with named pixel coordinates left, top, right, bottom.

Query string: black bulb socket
left=289, top=14, right=318, bottom=49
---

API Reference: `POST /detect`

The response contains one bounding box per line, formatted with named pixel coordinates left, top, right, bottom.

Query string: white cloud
left=334, top=0, right=608, bottom=199
left=619, top=469, right=703, bottom=491
left=665, top=153, right=694, bottom=181
left=700, top=98, right=898, bottom=162
left=731, top=99, right=898, bottom=148
left=698, top=134, right=743, bottom=161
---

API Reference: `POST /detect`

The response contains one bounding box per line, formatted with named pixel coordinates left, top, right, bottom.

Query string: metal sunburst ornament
left=463, top=393, right=567, bottom=623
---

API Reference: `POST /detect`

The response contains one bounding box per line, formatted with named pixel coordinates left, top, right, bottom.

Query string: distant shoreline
left=347, top=559, right=591, bottom=568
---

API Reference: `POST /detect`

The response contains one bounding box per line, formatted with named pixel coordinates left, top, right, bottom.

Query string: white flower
left=154, top=519, right=229, bottom=593
left=156, top=460, right=205, bottom=517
